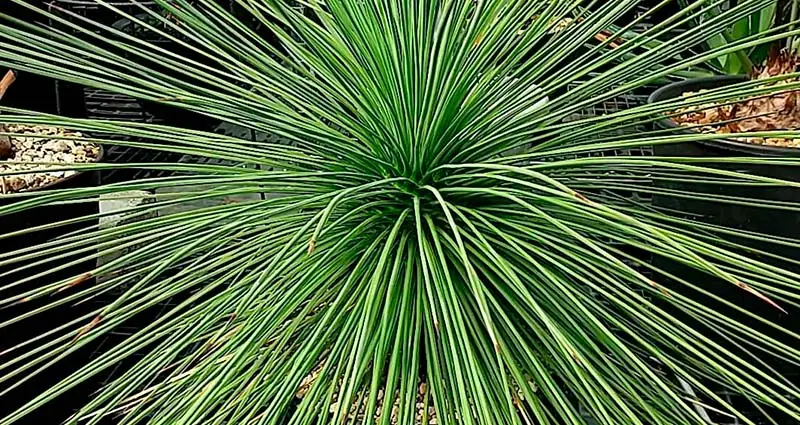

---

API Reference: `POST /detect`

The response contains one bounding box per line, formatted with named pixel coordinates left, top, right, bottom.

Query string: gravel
left=295, top=366, right=438, bottom=424
left=0, top=124, right=101, bottom=193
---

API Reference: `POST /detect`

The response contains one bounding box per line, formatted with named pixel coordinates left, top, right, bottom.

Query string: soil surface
left=0, top=124, right=101, bottom=193
left=673, top=51, right=800, bottom=148
left=295, top=366, right=438, bottom=424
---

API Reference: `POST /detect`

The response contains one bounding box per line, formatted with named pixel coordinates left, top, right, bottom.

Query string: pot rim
left=647, top=75, right=800, bottom=156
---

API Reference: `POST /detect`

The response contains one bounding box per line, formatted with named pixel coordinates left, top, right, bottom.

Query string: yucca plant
left=2, top=0, right=800, bottom=424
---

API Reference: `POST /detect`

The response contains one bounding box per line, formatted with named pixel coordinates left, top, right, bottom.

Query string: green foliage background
left=0, top=0, right=800, bottom=424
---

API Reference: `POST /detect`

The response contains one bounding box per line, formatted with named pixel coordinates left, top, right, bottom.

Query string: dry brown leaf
left=672, top=50, right=800, bottom=148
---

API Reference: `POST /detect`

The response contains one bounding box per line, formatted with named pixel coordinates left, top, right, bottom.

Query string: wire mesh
left=84, top=89, right=190, bottom=183
left=46, top=0, right=158, bottom=27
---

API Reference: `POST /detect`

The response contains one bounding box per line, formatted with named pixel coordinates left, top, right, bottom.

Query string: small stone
left=0, top=137, right=11, bottom=159
left=8, top=176, right=25, bottom=191
left=48, top=140, right=70, bottom=153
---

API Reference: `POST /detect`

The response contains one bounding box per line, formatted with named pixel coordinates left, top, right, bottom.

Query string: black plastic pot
left=0, top=165, right=104, bottom=422
left=0, top=132, right=103, bottom=422
left=647, top=77, right=800, bottom=390
left=647, top=76, right=800, bottom=246
left=649, top=75, right=800, bottom=156
left=648, top=76, right=800, bottom=250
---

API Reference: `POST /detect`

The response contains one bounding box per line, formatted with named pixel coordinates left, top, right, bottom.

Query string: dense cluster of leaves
left=1, top=0, right=800, bottom=424
left=678, top=0, right=777, bottom=75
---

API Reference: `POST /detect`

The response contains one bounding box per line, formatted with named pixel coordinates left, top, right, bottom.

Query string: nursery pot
left=647, top=75, right=800, bottom=246
left=649, top=75, right=800, bottom=156
left=647, top=76, right=800, bottom=385
left=648, top=76, right=800, bottom=246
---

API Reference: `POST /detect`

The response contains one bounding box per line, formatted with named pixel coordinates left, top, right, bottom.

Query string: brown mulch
left=672, top=50, right=800, bottom=148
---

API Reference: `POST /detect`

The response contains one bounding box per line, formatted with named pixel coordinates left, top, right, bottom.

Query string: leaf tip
left=575, top=192, right=591, bottom=203
left=308, top=239, right=316, bottom=255
left=649, top=280, right=671, bottom=298
left=736, top=281, right=787, bottom=314
left=3, top=296, right=32, bottom=309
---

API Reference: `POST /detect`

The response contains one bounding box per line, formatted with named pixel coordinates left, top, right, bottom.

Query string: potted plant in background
left=2, top=0, right=800, bottom=424
left=649, top=0, right=798, bottom=155
left=679, top=0, right=777, bottom=75
left=0, top=67, right=103, bottom=243
left=647, top=0, right=800, bottom=369
left=0, top=65, right=105, bottom=422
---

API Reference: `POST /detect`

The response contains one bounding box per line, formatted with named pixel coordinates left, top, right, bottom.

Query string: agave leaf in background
left=0, top=0, right=800, bottom=424
left=678, top=0, right=777, bottom=74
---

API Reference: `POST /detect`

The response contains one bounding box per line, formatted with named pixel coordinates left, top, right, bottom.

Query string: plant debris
left=0, top=124, right=101, bottom=193
left=673, top=50, right=800, bottom=148
left=0, top=70, right=16, bottom=160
